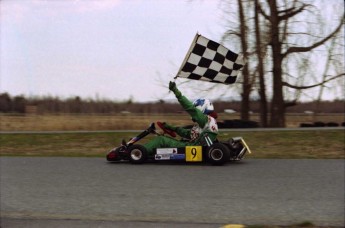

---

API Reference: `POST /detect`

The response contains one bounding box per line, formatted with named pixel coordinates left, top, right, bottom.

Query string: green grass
left=1, top=129, right=344, bottom=158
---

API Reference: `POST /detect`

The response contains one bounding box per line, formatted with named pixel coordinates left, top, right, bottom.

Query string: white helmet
left=193, top=98, right=214, bottom=114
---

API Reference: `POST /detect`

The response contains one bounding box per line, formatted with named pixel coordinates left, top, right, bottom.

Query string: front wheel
left=207, top=143, right=231, bottom=166
left=128, top=144, right=148, bottom=164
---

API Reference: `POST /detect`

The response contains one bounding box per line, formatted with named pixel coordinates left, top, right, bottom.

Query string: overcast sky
left=1, top=0, right=230, bottom=102
left=1, top=0, right=344, bottom=103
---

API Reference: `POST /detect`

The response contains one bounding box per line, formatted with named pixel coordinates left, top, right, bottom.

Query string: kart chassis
left=106, top=123, right=251, bottom=165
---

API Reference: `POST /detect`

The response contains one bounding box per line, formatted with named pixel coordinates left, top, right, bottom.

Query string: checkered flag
left=176, top=34, right=245, bottom=84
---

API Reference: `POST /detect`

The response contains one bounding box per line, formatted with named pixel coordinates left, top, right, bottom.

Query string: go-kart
left=106, top=122, right=251, bottom=165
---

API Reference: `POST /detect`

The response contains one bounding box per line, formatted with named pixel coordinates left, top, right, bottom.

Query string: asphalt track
left=0, top=157, right=344, bottom=227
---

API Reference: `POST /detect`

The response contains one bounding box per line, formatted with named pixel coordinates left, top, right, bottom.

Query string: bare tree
left=254, top=0, right=268, bottom=127
left=259, top=0, right=344, bottom=127
left=221, top=0, right=256, bottom=121
left=237, top=0, right=254, bottom=121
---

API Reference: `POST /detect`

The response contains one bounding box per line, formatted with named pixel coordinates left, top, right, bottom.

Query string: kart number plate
left=185, top=146, right=202, bottom=162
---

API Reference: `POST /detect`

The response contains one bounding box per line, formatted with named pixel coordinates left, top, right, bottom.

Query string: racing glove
left=169, top=81, right=182, bottom=97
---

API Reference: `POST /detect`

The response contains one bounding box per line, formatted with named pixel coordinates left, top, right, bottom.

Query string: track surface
left=1, top=157, right=344, bottom=227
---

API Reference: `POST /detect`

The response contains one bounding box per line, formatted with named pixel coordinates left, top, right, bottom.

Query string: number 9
left=191, top=148, right=197, bottom=159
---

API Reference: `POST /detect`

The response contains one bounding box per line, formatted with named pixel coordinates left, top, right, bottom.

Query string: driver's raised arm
left=168, top=81, right=208, bottom=128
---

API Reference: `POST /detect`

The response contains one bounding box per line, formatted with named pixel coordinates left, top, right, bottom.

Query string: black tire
left=128, top=144, right=148, bottom=164
left=207, top=143, right=231, bottom=165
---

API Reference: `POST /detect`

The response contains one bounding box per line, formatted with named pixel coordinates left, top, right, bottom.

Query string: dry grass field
left=0, top=113, right=190, bottom=131
left=0, top=113, right=344, bottom=131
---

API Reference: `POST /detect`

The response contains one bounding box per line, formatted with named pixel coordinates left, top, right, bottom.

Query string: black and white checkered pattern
left=176, top=34, right=245, bottom=84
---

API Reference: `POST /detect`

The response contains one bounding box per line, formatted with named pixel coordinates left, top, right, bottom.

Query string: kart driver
left=144, top=81, right=218, bottom=155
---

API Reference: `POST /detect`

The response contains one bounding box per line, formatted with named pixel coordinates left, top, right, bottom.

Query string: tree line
left=1, top=93, right=343, bottom=114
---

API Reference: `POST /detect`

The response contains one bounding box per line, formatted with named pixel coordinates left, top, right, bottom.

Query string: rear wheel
left=207, top=143, right=231, bottom=166
left=128, top=145, right=148, bottom=164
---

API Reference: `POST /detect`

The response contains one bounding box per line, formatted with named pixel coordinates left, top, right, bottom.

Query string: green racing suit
left=144, top=85, right=218, bottom=156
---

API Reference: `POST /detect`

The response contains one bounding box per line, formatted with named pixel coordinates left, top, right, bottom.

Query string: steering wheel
left=157, top=122, right=176, bottom=138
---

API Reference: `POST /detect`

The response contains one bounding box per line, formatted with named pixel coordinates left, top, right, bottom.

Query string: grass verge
left=1, top=129, right=344, bottom=158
